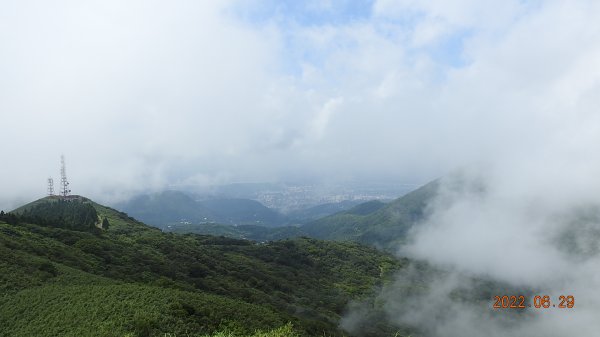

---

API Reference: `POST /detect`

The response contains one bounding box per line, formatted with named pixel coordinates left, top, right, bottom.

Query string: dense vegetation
left=0, top=197, right=405, bottom=337
left=300, top=180, right=440, bottom=250
left=6, top=196, right=99, bottom=230
left=165, top=223, right=308, bottom=242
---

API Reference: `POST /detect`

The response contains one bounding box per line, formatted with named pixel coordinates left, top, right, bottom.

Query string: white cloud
left=2, top=0, right=600, bottom=212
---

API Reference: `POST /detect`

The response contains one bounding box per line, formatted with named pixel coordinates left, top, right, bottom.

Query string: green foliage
left=302, top=180, right=440, bottom=250
left=200, top=322, right=299, bottom=337
left=0, top=199, right=404, bottom=336
left=286, top=200, right=365, bottom=223
left=10, top=198, right=99, bottom=231
left=344, top=200, right=386, bottom=216
left=0, top=283, right=286, bottom=337
left=166, top=223, right=307, bottom=242
left=0, top=211, right=20, bottom=225
left=102, top=217, right=110, bottom=230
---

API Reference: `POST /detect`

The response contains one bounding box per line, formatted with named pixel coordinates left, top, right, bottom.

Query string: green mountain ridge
left=300, top=180, right=439, bottom=250
left=1, top=196, right=407, bottom=336
left=285, top=200, right=368, bottom=222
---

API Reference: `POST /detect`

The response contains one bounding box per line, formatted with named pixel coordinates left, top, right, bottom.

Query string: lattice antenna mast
left=60, top=155, right=71, bottom=197
left=47, top=177, right=55, bottom=196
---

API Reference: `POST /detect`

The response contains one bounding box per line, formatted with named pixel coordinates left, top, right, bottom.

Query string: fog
left=5, top=0, right=595, bottom=209
left=382, top=168, right=600, bottom=336
left=332, top=2, right=600, bottom=334
left=340, top=160, right=600, bottom=336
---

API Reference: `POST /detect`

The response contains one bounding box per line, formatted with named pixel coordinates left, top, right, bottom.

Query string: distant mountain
left=344, top=200, right=387, bottom=215
left=167, top=181, right=436, bottom=250
left=301, top=180, right=440, bottom=250
left=115, top=190, right=215, bottom=227
left=160, top=181, right=437, bottom=250
left=199, top=198, right=287, bottom=226
left=286, top=200, right=368, bottom=222
left=115, top=191, right=287, bottom=228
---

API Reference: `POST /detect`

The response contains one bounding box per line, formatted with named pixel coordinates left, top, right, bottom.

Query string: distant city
left=182, top=182, right=423, bottom=212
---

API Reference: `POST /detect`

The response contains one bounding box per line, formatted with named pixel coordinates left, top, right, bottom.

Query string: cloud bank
left=2, top=1, right=600, bottom=212
left=319, top=1, right=600, bottom=336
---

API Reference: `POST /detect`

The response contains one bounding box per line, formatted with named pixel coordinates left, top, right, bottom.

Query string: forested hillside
left=0, top=197, right=406, bottom=337
left=301, top=180, right=440, bottom=250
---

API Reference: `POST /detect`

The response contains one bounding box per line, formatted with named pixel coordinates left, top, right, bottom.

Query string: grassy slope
left=0, top=282, right=285, bottom=337
left=0, top=198, right=405, bottom=337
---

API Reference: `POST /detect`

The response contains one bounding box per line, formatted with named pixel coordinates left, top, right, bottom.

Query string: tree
left=102, top=217, right=110, bottom=230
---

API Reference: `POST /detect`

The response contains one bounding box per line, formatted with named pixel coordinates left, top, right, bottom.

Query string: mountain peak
left=11, top=195, right=154, bottom=234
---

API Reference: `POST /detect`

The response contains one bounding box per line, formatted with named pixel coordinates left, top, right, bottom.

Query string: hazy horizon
left=3, top=0, right=578, bottom=208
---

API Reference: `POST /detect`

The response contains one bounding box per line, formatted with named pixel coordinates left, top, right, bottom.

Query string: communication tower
left=47, top=177, right=55, bottom=196
left=60, top=155, right=71, bottom=197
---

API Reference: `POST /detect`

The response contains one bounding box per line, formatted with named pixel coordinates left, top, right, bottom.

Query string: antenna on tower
left=60, top=155, right=71, bottom=197
left=47, top=177, right=55, bottom=196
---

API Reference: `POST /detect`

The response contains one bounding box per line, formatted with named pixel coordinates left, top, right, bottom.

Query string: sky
left=2, top=0, right=600, bottom=210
